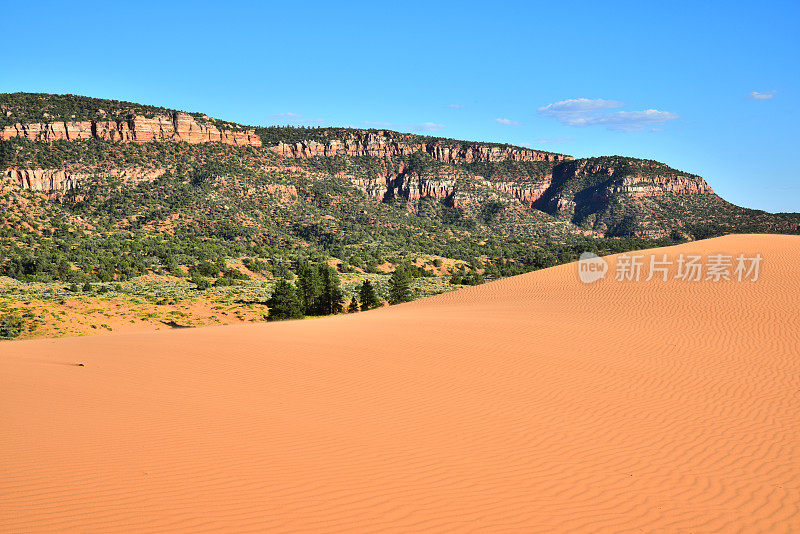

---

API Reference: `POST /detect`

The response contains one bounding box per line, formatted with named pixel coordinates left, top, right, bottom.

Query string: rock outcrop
left=1, top=112, right=262, bottom=147
left=5, top=167, right=168, bottom=196
left=5, top=168, right=85, bottom=193
left=609, top=174, right=713, bottom=196
left=269, top=130, right=571, bottom=165
left=527, top=157, right=719, bottom=236
left=336, top=162, right=458, bottom=203
left=559, top=159, right=714, bottom=197
left=485, top=180, right=552, bottom=203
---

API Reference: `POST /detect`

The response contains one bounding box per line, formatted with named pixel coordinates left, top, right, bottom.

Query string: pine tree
left=296, top=260, right=322, bottom=315
left=388, top=265, right=412, bottom=304
left=358, top=280, right=381, bottom=310
left=266, top=279, right=304, bottom=321
left=347, top=294, right=360, bottom=313
left=315, top=264, right=344, bottom=315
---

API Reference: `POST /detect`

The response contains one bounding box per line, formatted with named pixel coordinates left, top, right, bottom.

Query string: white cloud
left=538, top=98, right=678, bottom=131
left=494, top=118, right=521, bottom=126
left=748, top=91, right=776, bottom=100
left=585, top=109, right=679, bottom=132
left=539, top=98, right=624, bottom=118
left=446, top=104, right=461, bottom=109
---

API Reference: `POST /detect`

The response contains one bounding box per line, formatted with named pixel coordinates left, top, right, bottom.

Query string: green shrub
left=191, top=276, right=210, bottom=290
left=214, top=277, right=236, bottom=287
left=0, top=313, right=24, bottom=339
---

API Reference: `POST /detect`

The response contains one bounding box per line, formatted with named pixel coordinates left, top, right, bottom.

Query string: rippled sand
left=2, top=234, right=798, bottom=532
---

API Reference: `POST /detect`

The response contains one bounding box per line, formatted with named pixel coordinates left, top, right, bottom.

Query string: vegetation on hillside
left=1, top=93, right=797, bottom=336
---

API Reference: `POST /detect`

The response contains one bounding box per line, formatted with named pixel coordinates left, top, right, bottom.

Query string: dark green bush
left=0, top=313, right=24, bottom=340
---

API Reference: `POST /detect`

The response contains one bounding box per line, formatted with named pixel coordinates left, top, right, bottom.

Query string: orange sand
left=2, top=234, right=799, bottom=532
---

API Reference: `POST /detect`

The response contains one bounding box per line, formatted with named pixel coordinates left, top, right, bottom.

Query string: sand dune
left=2, top=234, right=799, bottom=532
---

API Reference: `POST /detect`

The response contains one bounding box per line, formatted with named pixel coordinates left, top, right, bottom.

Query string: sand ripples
left=2, top=234, right=799, bottom=532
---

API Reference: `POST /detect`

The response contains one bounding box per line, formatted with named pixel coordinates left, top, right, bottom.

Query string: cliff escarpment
left=527, top=157, right=719, bottom=236
left=1, top=112, right=262, bottom=147
left=2, top=93, right=796, bottom=240
left=3, top=167, right=169, bottom=197
left=269, top=130, right=570, bottom=165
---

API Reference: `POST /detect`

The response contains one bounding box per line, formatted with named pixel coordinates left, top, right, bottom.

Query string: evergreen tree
left=358, top=280, right=381, bottom=310
left=347, top=294, right=360, bottom=313
left=296, top=260, right=322, bottom=315
left=315, top=264, right=344, bottom=315
left=266, top=279, right=304, bottom=321
left=388, top=265, right=413, bottom=304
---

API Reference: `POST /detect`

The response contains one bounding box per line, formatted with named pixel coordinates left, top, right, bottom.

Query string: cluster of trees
left=65, top=282, right=105, bottom=293
left=186, top=260, right=251, bottom=290
left=266, top=264, right=414, bottom=322
left=449, top=270, right=485, bottom=286
left=267, top=261, right=345, bottom=321
left=0, top=246, right=150, bottom=283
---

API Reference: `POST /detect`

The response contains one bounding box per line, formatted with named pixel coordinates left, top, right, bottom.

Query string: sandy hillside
left=2, top=234, right=799, bottom=533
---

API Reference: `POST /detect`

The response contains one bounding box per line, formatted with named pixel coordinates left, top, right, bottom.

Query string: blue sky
left=3, top=0, right=798, bottom=212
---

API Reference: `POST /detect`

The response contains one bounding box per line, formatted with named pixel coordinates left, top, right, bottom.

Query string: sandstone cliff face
left=472, top=177, right=553, bottom=204
left=391, top=169, right=458, bottom=203
left=336, top=162, right=458, bottom=204
left=4, top=167, right=168, bottom=197
left=561, top=159, right=714, bottom=197
left=1, top=112, right=262, bottom=147
left=609, top=174, right=713, bottom=196
left=269, top=130, right=571, bottom=165
left=528, top=158, right=719, bottom=236
left=273, top=130, right=569, bottom=206
left=5, top=168, right=84, bottom=192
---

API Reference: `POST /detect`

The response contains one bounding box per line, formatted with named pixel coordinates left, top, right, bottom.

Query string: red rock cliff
left=565, top=159, right=714, bottom=196
left=269, top=130, right=571, bottom=164
left=4, top=167, right=169, bottom=198
left=1, top=112, right=262, bottom=147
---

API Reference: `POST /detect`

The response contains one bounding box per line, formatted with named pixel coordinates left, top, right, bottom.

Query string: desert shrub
left=242, top=257, right=267, bottom=273
left=0, top=313, right=24, bottom=339
left=191, top=275, right=210, bottom=290
left=192, top=261, right=220, bottom=277
left=222, top=268, right=250, bottom=280
left=214, top=277, right=236, bottom=287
